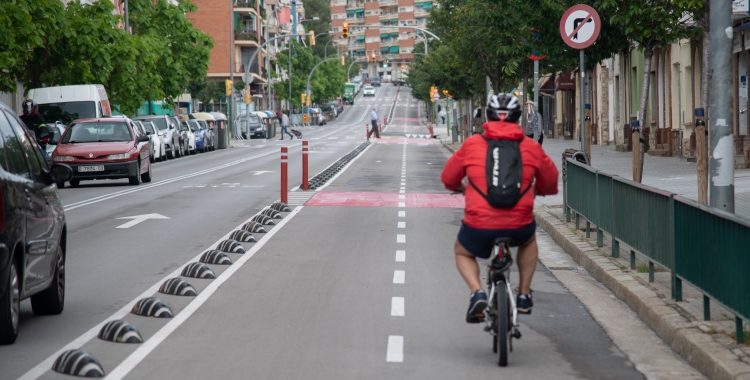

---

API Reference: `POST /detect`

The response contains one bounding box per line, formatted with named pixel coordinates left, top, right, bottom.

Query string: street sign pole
left=533, top=59, right=540, bottom=142
left=560, top=4, right=601, bottom=164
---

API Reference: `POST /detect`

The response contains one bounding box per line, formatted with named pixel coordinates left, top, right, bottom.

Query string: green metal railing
left=565, top=159, right=749, bottom=343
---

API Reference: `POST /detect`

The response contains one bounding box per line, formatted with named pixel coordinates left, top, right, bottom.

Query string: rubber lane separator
left=104, top=207, right=303, bottom=380
left=16, top=206, right=302, bottom=380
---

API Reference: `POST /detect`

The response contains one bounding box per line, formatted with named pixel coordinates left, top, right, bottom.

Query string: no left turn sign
left=559, top=4, right=601, bottom=50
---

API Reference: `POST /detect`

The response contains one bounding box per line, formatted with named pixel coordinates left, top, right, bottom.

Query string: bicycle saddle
left=493, top=237, right=513, bottom=245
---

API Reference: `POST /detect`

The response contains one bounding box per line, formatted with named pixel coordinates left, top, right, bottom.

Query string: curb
left=440, top=140, right=458, bottom=154
left=534, top=206, right=750, bottom=380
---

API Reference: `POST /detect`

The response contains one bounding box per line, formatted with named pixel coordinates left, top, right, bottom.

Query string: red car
left=51, top=118, right=152, bottom=187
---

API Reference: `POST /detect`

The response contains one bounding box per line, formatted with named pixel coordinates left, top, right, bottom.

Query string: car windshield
left=345, top=88, right=354, bottom=95
left=138, top=118, right=167, bottom=130
left=143, top=122, right=156, bottom=134
left=248, top=115, right=261, bottom=124
left=62, top=122, right=132, bottom=143
left=187, top=120, right=201, bottom=131
left=38, top=101, right=96, bottom=125
left=196, top=120, right=208, bottom=129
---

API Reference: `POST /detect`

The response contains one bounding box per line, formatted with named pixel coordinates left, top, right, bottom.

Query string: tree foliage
left=272, top=40, right=346, bottom=107
left=0, top=0, right=212, bottom=116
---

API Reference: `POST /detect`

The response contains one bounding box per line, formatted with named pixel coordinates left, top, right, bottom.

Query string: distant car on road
left=0, top=100, right=73, bottom=344
left=46, top=122, right=66, bottom=157
left=371, top=78, right=381, bottom=87
left=52, top=118, right=152, bottom=186
left=363, top=86, right=375, bottom=97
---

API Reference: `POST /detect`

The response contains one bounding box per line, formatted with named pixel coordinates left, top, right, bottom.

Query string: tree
left=600, top=0, right=703, bottom=182
left=301, top=0, right=333, bottom=59
left=271, top=40, right=346, bottom=107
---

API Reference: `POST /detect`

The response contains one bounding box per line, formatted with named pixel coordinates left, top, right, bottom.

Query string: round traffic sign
left=559, top=4, right=601, bottom=50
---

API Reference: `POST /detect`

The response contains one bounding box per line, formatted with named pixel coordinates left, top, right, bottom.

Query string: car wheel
left=190, top=147, right=196, bottom=155
left=56, top=182, right=65, bottom=189
left=70, top=179, right=80, bottom=187
left=129, top=160, right=142, bottom=185
left=0, top=260, right=20, bottom=344
left=30, top=246, right=65, bottom=315
left=149, top=153, right=155, bottom=163
left=167, top=150, right=174, bottom=159
left=141, top=160, right=152, bottom=183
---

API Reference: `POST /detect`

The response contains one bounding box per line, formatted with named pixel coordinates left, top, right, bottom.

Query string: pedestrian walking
left=439, top=109, right=447, bottom=125
left=368, top=107, right=380, bottom=138
left=280, top=110, right=294, bottom=140
left=472, top=103, right=483, bottom=135
left=276, top=109, right=283, bottom=122
left=437, top=103, right=442, bottom=113
left=524, top=101, right=543, bottom=145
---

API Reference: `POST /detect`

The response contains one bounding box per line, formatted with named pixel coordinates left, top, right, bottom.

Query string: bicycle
left=483, top=237, right=522, bottom=367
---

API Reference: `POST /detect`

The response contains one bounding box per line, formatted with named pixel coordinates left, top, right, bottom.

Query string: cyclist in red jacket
left=441, top=93, right=559, bottom=322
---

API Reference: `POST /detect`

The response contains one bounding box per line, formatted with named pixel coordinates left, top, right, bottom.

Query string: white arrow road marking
left=251, top=171, right=273, bottom=175
left=115, top=213, right=170, bottom=229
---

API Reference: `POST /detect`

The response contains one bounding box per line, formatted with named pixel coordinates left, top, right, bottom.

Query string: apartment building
left=187, top=0, right=298, bottom=110
left=330, top=0, right=433, bottom=80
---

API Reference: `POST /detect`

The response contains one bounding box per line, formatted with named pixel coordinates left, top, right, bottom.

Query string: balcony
left=378, top=0, right=397, bottom=4
left=234, top=0, right=258, bottom=16
left=235, top=30, right=260, bottom=46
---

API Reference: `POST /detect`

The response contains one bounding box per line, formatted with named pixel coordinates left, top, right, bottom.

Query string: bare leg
left=454, top=239, right=482, bottom=293
left=516, top=236, right=538, bottom=295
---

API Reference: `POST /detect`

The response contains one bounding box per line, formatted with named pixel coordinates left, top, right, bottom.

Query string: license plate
left=78, top=165, right=104, bottom=172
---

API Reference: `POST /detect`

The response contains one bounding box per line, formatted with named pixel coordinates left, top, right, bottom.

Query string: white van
left=27, top=84, right=112, bottom=126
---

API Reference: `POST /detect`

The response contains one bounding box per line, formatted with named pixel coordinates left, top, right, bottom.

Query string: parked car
left=308, top=108, right=327, bottom=126
left=194, top=119, right=214, bottom=149
left=46, top=122, right=66, bottom=157
left=169, top=116, right=188, bottom=156
left=52, top=118, right=152, bottom=186
left=189, top=113, right=216, bottom=151
left=331, top=100, right=344, bottom=114
left=133, top=115, right=181, bottom=159
left=363, top=86, right=375, bottom=97
left=243, top=113, right=265, bottom=139
left=182, top=120, right=201, bottom=154
left=0, top=101, right=74, bottom=344
left=136, top=120, right=165, bottom=162
left=179, top=120, right=196, bottom=155
left=29, top=84, right=112, bottom=126
left=184, top=120, right=207, bottom=152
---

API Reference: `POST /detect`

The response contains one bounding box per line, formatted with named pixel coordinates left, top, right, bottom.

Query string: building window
left=407, top=20, right=413, bottom=25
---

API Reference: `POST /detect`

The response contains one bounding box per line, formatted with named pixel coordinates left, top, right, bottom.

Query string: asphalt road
left=0, top=85, right=397, bottom=380
left=3, top=86, right=703, bottom=380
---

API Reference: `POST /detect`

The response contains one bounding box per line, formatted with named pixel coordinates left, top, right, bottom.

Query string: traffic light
left=371, top=53, right=376, bottom=63
left=301, top=93, right=306, bottom=104
left=309, top=30, right=316, bottom=46
left=245, top=91, right=251, bottom=105
left=341, top=22, right=349, bottom=38
left=340, top=55, right=345, bottom=65
left=225, top=80, right=232, bottom=96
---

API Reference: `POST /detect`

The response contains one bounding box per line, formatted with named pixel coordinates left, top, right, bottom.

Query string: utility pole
left=533, top=59, right=539, bottom=142
left=708, top=0, right=734, bottom=212
left=288, top=0, right=297, bottom=112
left=124, top=0, right=130, bottom=34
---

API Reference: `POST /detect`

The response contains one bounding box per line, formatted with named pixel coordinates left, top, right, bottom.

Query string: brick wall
left=187, top=0, right=230, bottom=76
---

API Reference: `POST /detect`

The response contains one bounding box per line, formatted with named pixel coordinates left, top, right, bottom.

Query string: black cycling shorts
left=457, top=221, right=537, bottom=259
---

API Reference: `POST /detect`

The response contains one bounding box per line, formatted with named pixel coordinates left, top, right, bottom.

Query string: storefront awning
left=380, top=46, right=389, bottom=52
left=389, top=46, right=399, bottom=53
left=390, top=31, right=399, bottom=36
left=356, top=35, right=364, bottom=41
left=423, top=2, right=433, bottom=9
left=390, top=18, right=398, bottom=23
left=346, top=10, right=354, bottom=15
left=380, top=33, right=390, bottom=38
left=355, top=10, right=364, bottom=15
left=354, top=48, right=365, bottom=52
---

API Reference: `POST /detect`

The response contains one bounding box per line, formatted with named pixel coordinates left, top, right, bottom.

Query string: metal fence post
left=596, top=172, right=603, bottom=247
left=563, top=159, right=570, bottom=222
left=736, top=317, right=745, bottom=344
left=704, top=295, right=711, bottom=321
left=670, top=194, right=682, bottom=301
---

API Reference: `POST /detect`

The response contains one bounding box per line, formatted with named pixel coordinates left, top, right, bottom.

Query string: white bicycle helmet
left=486, top=93, right=522, bottom=123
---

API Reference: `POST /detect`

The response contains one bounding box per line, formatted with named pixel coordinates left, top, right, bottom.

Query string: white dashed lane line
left=393, top=270, right=405, bottom=284
left=398, top=211, right=405, bottom=217
left=397, top=222, right=405, bottom=228
left=386, top=336, right=404, bottom=362
left=391, top=297, right=405, bottom=316
left=395, top=250, right=405, bottom=262
left=397, top=234, right=405, bottom=243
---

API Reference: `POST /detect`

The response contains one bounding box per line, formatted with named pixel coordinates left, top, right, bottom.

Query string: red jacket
left=441, top=121, right=559, bottom=230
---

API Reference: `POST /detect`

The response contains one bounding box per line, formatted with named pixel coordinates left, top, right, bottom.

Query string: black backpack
left=468, top=135, right=532, bottom=208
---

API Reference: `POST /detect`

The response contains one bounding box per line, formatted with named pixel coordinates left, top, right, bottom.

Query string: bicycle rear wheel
left=496, top=282, right=509, bottom=367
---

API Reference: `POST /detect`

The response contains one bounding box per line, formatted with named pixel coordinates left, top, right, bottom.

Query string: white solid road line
left=391, top=297, right=405, bottom=316
left=386, top=336, right=404, bottom=362
left=397, top=222, right=405, bottom=228
left=396, top=234, right=405, bottom=243
left=18, top=206, right=302, bottom=380
left=395, top=250, right=405, bottom=262
left=398, top=211, right=405, bottom=217
left=104, top=207, right=304, bottom=380
left=393, top=270, right=405, bottom=284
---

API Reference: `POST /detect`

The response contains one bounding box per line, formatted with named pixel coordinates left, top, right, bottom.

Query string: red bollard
left=281, top=147, right=288, bottom=204
left=429, top=124, right=434, bottom=138
left=379, top=118, right=383, bottom=132
left=302, top=141, right=309, bottom=190
left=366, top=124, right=369, bottom=141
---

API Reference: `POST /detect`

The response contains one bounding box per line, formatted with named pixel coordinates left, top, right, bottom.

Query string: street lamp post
left=287, top=14, right=319, bottom=111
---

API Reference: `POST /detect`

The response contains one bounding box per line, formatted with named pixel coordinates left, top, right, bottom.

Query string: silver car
left=133, top=115, right=182, bottom=159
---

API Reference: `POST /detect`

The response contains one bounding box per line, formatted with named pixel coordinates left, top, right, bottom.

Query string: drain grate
left=52, top=349, right=105, bottom=378
left=308, top=141, right=371, bottom=190
left=98, top=320, right=143, bottom=343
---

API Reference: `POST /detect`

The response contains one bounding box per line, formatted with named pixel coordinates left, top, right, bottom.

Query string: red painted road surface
left=306, top=192, right=465, bottom=208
